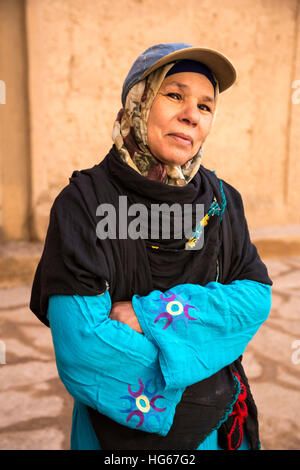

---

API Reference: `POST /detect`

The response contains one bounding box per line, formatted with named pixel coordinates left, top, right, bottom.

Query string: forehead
left=161, top=72, right=215, bottom=97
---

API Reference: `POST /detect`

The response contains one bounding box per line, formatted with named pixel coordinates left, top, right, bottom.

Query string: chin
left=153, top=148, right=193, bottom=166
left=158, top=154, right=193, bottom=167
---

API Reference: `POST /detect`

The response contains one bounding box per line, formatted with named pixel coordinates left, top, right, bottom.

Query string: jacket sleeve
left=47, top=291, right=184, bottom=436
left=132, top=279, right=271, bottom=389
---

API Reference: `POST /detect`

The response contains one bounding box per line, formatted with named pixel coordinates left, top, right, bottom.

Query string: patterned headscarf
left=112, top=63, right=218, bottom=186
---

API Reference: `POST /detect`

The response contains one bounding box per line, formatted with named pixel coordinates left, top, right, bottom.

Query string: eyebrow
left=166, top=81, right=215, bottom=103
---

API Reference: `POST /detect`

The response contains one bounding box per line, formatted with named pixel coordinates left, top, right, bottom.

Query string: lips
left=168, top=133, right=193, bottom=145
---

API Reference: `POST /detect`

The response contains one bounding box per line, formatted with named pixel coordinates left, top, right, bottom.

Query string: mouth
left=168, top=133, right=193, bottom=146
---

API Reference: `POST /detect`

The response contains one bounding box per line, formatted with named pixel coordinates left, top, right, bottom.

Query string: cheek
left=146, top=121, right=155, bottom=151
left=147, top=94, right=172, bottom=131
left=147, top=109, right=166, bottom=145
left=191, top=118, right=213, bottom=154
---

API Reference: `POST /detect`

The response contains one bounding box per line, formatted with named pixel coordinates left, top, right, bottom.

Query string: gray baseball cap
left=121, top=42, right=237, bottom=106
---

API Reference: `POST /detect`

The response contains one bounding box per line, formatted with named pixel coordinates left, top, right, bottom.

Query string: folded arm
left=132, top=280, right=271, bottom=389
left=47, top=292, right=183, bottom=435
left=47, top=279, right=271, bottom=431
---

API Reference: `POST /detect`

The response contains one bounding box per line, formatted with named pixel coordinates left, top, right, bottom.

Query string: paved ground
left=0, top=256, right=299, bottom=450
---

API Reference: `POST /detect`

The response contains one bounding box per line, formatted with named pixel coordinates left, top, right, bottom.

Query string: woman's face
left=147, top=72, right=215, bottom=166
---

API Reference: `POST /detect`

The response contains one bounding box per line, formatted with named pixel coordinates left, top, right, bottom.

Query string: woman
left=30, top=43, right=272, bottom=450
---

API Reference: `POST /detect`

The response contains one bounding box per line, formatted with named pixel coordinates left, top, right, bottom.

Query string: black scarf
left=30, top=146, right=272, bottom=449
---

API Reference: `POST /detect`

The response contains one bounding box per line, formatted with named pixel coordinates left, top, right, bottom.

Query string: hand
left=109, top=301, right=143, bottom=334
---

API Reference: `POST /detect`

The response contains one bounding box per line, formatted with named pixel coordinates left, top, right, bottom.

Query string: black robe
left=30, top=146, right=272, bottom=449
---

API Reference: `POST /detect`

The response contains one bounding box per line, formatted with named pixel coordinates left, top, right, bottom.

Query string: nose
left=178, top=99, right=200, bottom=126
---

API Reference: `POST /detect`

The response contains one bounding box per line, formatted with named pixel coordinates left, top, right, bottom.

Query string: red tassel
left=227, top=372, right=248, bottom=450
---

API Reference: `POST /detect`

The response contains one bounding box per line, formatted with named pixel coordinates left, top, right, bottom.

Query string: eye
left=167, top=92, right=182, bottom=100
left=198, top=103, right=212, bottom=112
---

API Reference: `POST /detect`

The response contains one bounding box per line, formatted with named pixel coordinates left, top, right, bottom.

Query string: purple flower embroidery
left=120, top=378, right=166, bottom=430
left=151, top=292, right=197, bottom=330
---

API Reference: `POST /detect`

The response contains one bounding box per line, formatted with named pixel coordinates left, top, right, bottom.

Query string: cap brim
left=140, top=47, right=236, bottom=93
